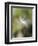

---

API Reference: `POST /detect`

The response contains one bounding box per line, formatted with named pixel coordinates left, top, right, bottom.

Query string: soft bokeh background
left=11, top=7, right=32, bottom=38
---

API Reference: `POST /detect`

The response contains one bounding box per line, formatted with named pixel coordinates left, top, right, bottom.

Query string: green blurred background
left=11, top=7, right=32, bottom=38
